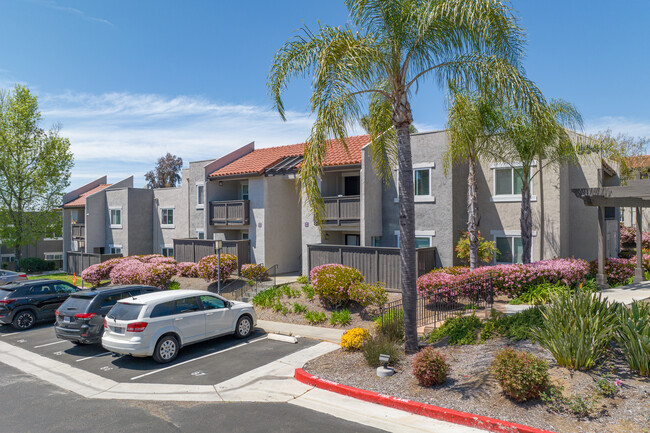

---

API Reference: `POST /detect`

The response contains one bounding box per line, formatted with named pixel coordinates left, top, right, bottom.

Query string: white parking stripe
left=75, top=352, right=112, bottom=362
left=130, top=336, right=268, bottom=381
left=0, top=332, right=21, bottom=337
left=34, top=340, right=67, bottom=348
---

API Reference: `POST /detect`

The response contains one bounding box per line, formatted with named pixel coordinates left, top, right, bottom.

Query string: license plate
left=112, top=327, right=125, bottom=334
left=63, top=316, right=71, bottom=323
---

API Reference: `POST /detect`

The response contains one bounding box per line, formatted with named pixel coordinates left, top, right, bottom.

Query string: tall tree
left=145, top=153, right=183, bottom=188
left=444, top=90, right=499, bottom=269
left=360, top=114, right=418, bottom=134
left=0, top=84, right=74, bottom=265
left=490, top=99, right=583, bottom=263
left=269, top=0, right=542, bottom=352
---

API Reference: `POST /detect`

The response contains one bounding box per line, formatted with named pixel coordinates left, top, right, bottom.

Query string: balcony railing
left=210, top=200, right=250, bottom=226
left=71, top=223, right=85, bottom=239
left=323, top=195, right=360, bottom=226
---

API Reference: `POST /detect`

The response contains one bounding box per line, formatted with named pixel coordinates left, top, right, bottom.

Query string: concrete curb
left=294, top=369, right=555, bottom=433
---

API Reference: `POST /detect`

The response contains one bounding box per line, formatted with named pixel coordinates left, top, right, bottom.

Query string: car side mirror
left=225, top=301, right=232, bottom=308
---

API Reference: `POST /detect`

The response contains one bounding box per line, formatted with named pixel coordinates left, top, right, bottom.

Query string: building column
left=634, top=206, right=644, bottom=283
left=596, top=205, right=609, bottom=289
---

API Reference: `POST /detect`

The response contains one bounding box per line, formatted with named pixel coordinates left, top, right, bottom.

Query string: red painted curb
left=295, top=368, right=555, bottom=433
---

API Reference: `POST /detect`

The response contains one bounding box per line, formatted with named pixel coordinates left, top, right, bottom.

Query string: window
left=415, top=237, right=431, bottom=248
left=29, top=285, right=54, bottom=295
left=242, top=232, right=249, bottom=240
left=44, top=253, right=63, bottom=261
left=201, top=295, right=226, bottom=310
left=344, top=176, right=360, bottom=196
left=197, top=230, right=205, bottom=240
left=197, top=184, right=205, bottom=208
left=605, top=207, right=616, bottom=220
left=372, top=236, right=382, bottom=247
left=1, top=254, right=16, bottom=263
left=495, top=236, right=524, bottom=264
left=107, top=304, right=143, bottom=321
left=101, top=293, right=124, bottom=308
left=161, top=208, right=174, bottom=227
left=414, top=169, right=430, bottom=196
left=175, top=297, right=201, bottom=314
left=110, top=208, right=122, bottom=228
left=109, top=245, right=122, bottom=255
left=150, top=301, right=176, bottom=318
left=241, top=184, right=249, bottom=200
left=491, top=165, right=536, bottom=202
left=161, top=247, right=174, bottom=258
left=345, top=234, right=360, bottom=246
left=54, top=283, right=77, bottom=294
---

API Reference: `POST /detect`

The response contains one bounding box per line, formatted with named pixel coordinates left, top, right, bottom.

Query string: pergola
left=573, top=179, right=650, bottom=288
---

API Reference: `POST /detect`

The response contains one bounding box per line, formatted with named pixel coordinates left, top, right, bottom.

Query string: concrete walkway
left=601, top=280, right=650, bottom=305
left=258, top=320, right=346, bottom=344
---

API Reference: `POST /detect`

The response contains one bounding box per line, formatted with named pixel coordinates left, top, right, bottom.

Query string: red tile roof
left=63, top=184, right=112, bottom=208
left=626, top=155, right=650, bottom=169
left=208, top=135, right=370, bottom=178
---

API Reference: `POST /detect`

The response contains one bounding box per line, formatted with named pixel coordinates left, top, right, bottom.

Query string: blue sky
left=1, top=0, right=649, bottom=191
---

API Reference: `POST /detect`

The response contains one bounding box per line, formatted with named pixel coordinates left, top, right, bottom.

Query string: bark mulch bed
left=304, top=339, right=650, bottom=433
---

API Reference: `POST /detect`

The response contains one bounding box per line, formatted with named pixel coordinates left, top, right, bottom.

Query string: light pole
left=216, top=240, right=223, bottom=295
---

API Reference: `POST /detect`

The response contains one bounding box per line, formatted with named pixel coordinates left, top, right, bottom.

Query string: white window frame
left=109, top=244, right=122, bottom=255
left=196, top=230, right=205, bottom=240
left=241, top=183, right=249, bottom=201
left=490, top=162, right=537, bottom=203
left=415, top=230, right=436, bottom=249
left=196, top=182, right=205, bottom=209
left=44, top=252, right=63, bottom=261
left=1, top=254, right=16, bottom=263
left=490, top=230, right=535, bottom=264
left=109, top=207, right=122, bottom=229
left=161, top=246, right=174, bottom=257
left=393, top=163, right=436, bottom=203
left=161, top=207, right=175, bottom=228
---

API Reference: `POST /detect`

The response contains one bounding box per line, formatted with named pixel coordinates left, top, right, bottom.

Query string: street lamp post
left=216, top=240, right=223, bottom=295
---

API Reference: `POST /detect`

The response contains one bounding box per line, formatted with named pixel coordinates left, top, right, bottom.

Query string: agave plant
left=615, top=301, right=650, bottom=376
left=531, top=289, right=618, bottom=370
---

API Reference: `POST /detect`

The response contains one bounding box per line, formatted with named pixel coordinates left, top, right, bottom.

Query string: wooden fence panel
left=66, top=252, right=122, bottom=275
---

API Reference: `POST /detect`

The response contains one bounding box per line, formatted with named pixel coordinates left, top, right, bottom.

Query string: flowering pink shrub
left=81, top=257, right=127, bottom=286
left=348, top=282, right=388, bottom=307
left=107, top=257, right=178, bottom=289
left=589, top=258, right=636, bottom=285
left=620, top=224, right=650, bottom=248
left=417, top=258, right=590, bottom=298
left=310, top=264, right=364, bottom=306
left=177, top=262, right=199, bottom=278
left=197, top=254, right=237, bottom=282
left=240, top=263, right=269, bottom=281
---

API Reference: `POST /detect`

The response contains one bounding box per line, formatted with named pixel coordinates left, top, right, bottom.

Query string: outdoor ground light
left=377, top=353, right=394, bottom=377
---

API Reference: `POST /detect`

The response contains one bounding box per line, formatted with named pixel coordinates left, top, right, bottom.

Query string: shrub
left=374, top=308, right=404, bottom=341
left=491, top=347, right=549, bottom=402
left=541, top=385, right=600, bottom=418
left=589, top=258, right=635, bottom=286
left=293, top=302, right=308, bottom=314
left=109, top=257, right=177, bottom=289
left=302, top=283, right=315, bottom=300
left=252, top=287, right=282, bottom=308
left=595, top=378, right=621, bottom=397
left=240, top=263, right=269, bottom=281
left=304, top=311, right=327, bottom=324
left=81, top=257, right=125, bottom=286
left=330, top=309, right=351, bottom=326
left=362, top=335, right=403, bottom=368
left=620, top=223, right=650, bottom=248
left=426, top=313, right=482, bottom=345
left=515, top=282, right=569, bottom=305
left=296, top=275, right=309, bottom=284
left=531, top=289, right=618, bottom=370
left=310, top=264, right=364, bottom=306
left=197, top=253, right=237, bottom=282
left=412, top=348, right=449, bottom=386
left=177, top=262, right=199, bottom=278
left=280, top=284, right=301, bottom=298
left=18, top=257, right=53, bottom=273
left=168, top=281, right=180, bottom=290
left=455, top=231, right=498, bottom=265
left=348, top=282, right=388, bottom=307
left=615, top=301, right=650, bottom=376
left=486, top=307, right=544, bottom=341
left=340, top=327, right=370, bottom=351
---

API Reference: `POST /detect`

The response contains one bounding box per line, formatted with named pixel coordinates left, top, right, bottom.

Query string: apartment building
left=621, top=155, right=650, bottom=232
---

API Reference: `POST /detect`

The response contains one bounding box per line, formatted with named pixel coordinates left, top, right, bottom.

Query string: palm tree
left=268, top=0, right=542, bottom=353
left=444, top=90, right=500, bottom=269
left=360, top=114, right=418, bottom=134
left=490, top=100, right=583, bottom=263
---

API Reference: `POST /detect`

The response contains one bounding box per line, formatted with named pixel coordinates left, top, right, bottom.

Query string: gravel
left=305, top=339, right=650, bottom=433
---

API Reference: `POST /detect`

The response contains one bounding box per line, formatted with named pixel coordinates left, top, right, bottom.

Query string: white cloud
left=585, top=116, right=650, bottom=139
left=27, top=0, right=113, bottom=26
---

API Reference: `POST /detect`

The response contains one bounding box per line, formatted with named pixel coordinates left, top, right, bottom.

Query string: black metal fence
left=378, top=271, right=495, bottom=329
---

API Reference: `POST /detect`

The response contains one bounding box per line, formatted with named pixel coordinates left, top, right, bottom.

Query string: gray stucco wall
left=360, top=146, right=382, bottom=246
left=264, top=176, right=302, bottom=273
left=248, top=176, right=265, bottom=266
left=153, top=186, right=184, bottom=255
left=104, top=189, right=129, bottom=254
left=128, top=188, right=154, bottom=255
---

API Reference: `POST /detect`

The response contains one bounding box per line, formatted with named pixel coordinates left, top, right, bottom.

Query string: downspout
left=187, top=177, right=191, bottom=238
left=539, top=157, right=544, bottom=260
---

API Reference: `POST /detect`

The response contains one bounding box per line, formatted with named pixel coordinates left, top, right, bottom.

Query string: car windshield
left=60, top=296, right=93, bottom=312
left=107, top=303, right=143, bottom=321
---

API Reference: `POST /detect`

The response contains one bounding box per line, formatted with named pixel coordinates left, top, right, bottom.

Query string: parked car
left=0, top=270, right=27, bottom=285
left=102, top=290, right=257, bottom=363
left=54, top=285, right=161, bottom=345
left=0, top=279, right=79, bottom=330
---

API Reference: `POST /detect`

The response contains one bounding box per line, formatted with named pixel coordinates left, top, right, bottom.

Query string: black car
left=0, top=279, right=79, bottom=330
left=55, top=285, right=161, bottom=344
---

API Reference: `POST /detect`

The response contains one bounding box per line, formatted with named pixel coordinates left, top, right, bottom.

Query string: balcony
left=210, top=200, right=250, bottom=226
left=71, top=223, right=85, bottom=239
left=323, top=195, right=360, bottom=226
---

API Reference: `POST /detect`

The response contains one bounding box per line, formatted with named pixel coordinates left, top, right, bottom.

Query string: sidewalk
left=257, top=320, right=345, bottom=344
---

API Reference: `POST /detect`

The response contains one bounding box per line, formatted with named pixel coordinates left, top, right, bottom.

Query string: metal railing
left=378, top=271, right=495, bottom=329
left=220, top=264, right=279, bottom=302
left=71, top=223, right=85, bottom=239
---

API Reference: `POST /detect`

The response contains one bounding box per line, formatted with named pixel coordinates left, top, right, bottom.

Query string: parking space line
left=76, top=352, right=112, bottom=362
left=0, top=332, right=21, bottom=337
left=130, top=336, right=268, bottom=381
left=34, top=341, right=67, bottom=348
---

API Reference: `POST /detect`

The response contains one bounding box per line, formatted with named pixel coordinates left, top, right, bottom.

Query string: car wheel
left=72, top=340, right=86, bottom=346
left=235, top=315, right=253, bottom=339
left=12, top=310, right=36, bottom=330
left=153, top=335, right=179, bottom=363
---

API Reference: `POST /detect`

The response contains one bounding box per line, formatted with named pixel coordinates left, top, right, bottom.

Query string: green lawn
left=28, top=273, right=108, bottom=288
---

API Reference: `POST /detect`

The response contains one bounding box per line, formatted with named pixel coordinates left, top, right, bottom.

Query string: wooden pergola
left=573, top=179, right=650, bottom=288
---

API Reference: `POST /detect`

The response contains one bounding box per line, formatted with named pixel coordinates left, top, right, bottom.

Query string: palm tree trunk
left=520, top=181, right=533, bottom=264
left=393, top=99, right=418, bottom=354
left=467, top=157, right=479, bottom=269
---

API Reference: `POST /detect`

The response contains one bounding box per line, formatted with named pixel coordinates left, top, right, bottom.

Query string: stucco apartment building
left=621, top=155, right=650, bottom=232
left=62, top=130, right=619, bottom=275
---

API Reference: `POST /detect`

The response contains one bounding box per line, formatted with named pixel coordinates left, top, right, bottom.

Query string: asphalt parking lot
left=0, top=322, right=319, bottom=385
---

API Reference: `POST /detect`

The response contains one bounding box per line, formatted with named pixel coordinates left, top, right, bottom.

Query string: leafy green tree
left=360, top=114, right=417, bottom=134
left=268, top=0, right=542, bottom=352
left=455, top=230, right=498, bottom=265
left=0, top=84, right=74, bottom=265
left=144, top=153, right=183, bottom=188
left=445, top=90, right=500, bottom=269
left=490, top=99, right=582, bottom=263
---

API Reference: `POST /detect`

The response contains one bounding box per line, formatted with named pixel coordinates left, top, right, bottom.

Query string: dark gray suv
left=55, top=285, right=160, bottom=344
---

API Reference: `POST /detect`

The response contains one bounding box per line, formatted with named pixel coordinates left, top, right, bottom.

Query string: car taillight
left=103, top=318, right=107, bottom=329
left=55, top=310, right=59, bottom=316
left=74, top=313, right=96, bottom=319
left=18, top=274, right=26, bottom=278
left=0, top=299, right=16, bottom=305
left=127, top=322, right=148, bottom=332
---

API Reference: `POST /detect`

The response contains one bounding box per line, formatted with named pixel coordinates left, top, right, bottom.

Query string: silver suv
left=101, top=290, right=257, bottom=363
